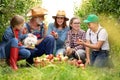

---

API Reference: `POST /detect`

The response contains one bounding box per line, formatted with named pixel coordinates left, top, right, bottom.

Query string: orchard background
left=0, top=0, right=120, bottom=80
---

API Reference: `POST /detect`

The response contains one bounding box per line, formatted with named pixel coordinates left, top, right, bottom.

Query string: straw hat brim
left=27, top=7, right=48, bottom=17
left=52, top=16, right=69, bottom=21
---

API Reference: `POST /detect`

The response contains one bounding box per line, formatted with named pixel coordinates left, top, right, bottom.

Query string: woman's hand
left=50, top=31, right=58, bottom=39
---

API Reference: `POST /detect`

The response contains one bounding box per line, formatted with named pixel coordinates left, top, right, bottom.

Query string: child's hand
left=76, top=39, right=84, bottom=45
left=65, top=47, right=73, bottom=56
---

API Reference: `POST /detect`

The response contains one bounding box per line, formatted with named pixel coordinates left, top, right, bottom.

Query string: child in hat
left=76, top=14, right=110, bottom=67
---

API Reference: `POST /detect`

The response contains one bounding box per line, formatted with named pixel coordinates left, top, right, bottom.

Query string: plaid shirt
left=65, top=29, right=86, bottom=51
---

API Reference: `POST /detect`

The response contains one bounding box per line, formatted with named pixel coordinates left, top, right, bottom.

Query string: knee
left=45, top=35, right=55, bottom=41
left=22, top=50, right=31, bottom=59
left=11, top=38, right=19, bottom=47
left=25, top=50, right=31, bottom=58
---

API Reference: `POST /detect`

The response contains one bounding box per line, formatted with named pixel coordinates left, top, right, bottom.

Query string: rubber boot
left=9, top=47, right=19, bottom=70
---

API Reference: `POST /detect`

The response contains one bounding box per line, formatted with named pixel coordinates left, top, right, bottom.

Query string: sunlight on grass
left=99, top=14, right=120, bottom=68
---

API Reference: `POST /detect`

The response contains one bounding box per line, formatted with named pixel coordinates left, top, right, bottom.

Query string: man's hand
left=27, top=33, right=34, bottom=37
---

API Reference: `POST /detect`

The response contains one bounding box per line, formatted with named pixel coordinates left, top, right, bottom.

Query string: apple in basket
left=77, top=60, right=82, bottom=64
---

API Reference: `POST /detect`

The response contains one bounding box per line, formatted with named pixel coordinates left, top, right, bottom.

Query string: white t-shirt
left=86, top=25, right=109, bottom=51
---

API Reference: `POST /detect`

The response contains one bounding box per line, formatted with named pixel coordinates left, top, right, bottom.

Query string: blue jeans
left=5, top=38, right=31, bottom=59
left=90, top=50, right=109, bottom=67
left=35, top=35, right=55, bottom=56
left=56, top=48, right=65, bottom=56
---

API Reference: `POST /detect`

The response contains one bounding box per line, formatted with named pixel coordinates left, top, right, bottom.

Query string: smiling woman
left=42, top=0, right=82, bottom=23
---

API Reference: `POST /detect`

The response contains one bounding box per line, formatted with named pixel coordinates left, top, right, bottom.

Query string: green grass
left=0, top=61, right=119, bottom=80
left=0, top=14, right=120, bottom=80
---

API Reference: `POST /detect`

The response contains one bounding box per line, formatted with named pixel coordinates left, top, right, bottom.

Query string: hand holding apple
left=76, top=39, right=84, bottom=45
left=50, top=31, right=58, bottom=39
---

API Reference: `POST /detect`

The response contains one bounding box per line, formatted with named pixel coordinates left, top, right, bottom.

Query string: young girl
left=47, top=10, right=70, bottom=55
left=2, top=15, right=32, bottom=70
left=65, top=17, right=88, bottom=64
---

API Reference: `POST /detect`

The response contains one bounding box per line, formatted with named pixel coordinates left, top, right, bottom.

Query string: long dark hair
left=54, top=17, right=67, bottom=28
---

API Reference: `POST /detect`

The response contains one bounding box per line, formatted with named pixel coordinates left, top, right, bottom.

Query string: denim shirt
left=2, top=27, right=27, bottom=42
left=0, top=26, right=28, bottom=59
left=47, top=23, right=70, bottom=51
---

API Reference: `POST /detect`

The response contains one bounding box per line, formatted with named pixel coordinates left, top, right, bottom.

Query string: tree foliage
left=75, top=0, right=120, bottom=18
left=74, top=0, right=120, bottom=31
left=0, top=0, right=41, bottom=41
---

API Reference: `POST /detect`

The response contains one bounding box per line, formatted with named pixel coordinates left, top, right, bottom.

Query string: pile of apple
left=68, top=59, right=85, bottom=69
left=33, top=54, right=68, bottom=67
left=34, top=54, right=85, bottom=69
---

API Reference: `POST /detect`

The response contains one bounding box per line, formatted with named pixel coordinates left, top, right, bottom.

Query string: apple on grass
left=46, top=54, right=54, bottom=61
left=80, top=63, right=85, bottom=69
left=34, top=57, right=41, bottom=67
left=34, top=57, right=40, bottom=63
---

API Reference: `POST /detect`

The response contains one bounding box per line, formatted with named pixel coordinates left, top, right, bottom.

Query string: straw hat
left=27, top=7, right=48, bottom=17
left=52, top=10, right=69, bottom=21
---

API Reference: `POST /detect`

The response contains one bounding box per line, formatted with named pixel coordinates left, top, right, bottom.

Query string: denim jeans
left=5, top=38, right=31, bottom=59
left=90, top=50, right=109, bottom=67
left=26, top=35, right=55, bottom=64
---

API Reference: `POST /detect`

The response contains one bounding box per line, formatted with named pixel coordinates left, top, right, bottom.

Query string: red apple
left=56, top=54, right=60, bottom=57
left=51, top=31, right=56, bottom=35
left=34, top=57, right=40, bottom=63
left=57, top=56, right=61, bottom=61
left=48, top=54, right=54, bottom=60
left=34, top=57, right=41, bottom=67
left=77, top=60, right=82, bottom=64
